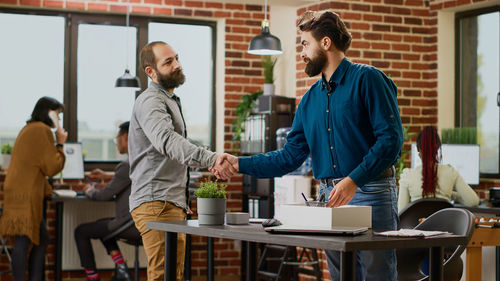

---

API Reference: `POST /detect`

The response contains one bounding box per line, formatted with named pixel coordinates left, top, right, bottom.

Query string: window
left=0, top=12, right=65, bottom=147
left=456, top=8, right=499, bottom=176
left=0, top=9, right=216, bottom=163
left=77, top=24, right=137, bottom=161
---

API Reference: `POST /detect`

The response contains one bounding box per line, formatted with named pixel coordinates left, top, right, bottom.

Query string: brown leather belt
left=320, top=165, right=395, bottom=186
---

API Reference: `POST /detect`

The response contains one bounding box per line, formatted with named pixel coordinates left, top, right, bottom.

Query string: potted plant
left=232, top=90, right=263, bottom=150
left=0, top=143, right=13, bottom=170
left=262, top=56, right=277, bottom=95
left=195, top=180, right=227, bottom=225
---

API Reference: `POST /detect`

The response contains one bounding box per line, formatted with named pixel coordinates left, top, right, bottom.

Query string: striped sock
left=84, top=268, right=99, bottom=281
left=111, top=252, right=125, bottom=265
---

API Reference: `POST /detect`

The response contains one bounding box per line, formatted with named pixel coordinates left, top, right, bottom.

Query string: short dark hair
left=28, top=96, right=64, bottom=127
left=118, top=121, right=129, bottom=135
left=298, top=10, right=352, bottom=53
left=140, top=41, right=168, bottom=74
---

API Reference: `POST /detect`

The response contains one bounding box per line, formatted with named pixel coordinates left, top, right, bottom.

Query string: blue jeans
left=318, top=177, right=398, bottom=281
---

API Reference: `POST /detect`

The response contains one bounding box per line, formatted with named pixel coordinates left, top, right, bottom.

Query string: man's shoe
left=110, top=263, right=133, bottom=281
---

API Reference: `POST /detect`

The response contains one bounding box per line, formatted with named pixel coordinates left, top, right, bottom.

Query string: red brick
left=403, top=35, right=422, bottom=43
left=364, top=33, right=382, bottom=40
left=423, top=90, right=438, bottom=97
left=405, top=0, right=425, bottom=6
left=67, top=1, right=85, bottom=9
left=412, top=44, right=436, bottom=52
left=185, top=1, right=203, bottom=7
left=231, top=60, right=250, bottom=67
left=412, top=99, right=437, bottom=107
left=174, top=9, right=192, bottom=16
left=214, top=11, right=230, bottom=18
left=245, top=4, right=261, bottom=11
left=225, top=3, right=243, bottom=10
left=405, top=17, right=423, bottom=25
left=403, top=54, right=420, bottom=61
left=0, top=0, right=17, bottom=4
left=373, top=24, right=391, bottom=32
left=342, top=12, right=362, bottom=21
left=352, top=4, right=371, bottom=11
left=373, top=5, right=391, bottom=13
left=398, top=98, right=411, bottom=106
left=165, top=0, right=182, bottom=5
left=424, top=36, right=437, bottom=43
left=319, top=2, right=334, bottom=10
left=413, top=81, right=437, bottom=88
left=393, top=7, right=411, bottom=15
left=372, top=61, right=390, bottom=68
left=430, top=3, right=443, bottom=10
left=364, top=14, right=383, bottom=22
left=413, top=27, right=431, bottom=34
left=347, top=50, right=361, bottom=57
left=403, top=107, right=421, bottom=115
left=384, top=52, right=401, bottom=60
left=154, top=8, right=172, bottom=15
left=392, top=62, right=409, bottom=69
left=383, top=34, right=402, bottom=42
left=44, top=0, right=64, bottom=8
left=205, top=2, right=222, bottom=9
left=393, top=26, right=410, bottom=33
left=372, top=42, right=390, bottom=50
left=392, top=43, right=410, bottom=51
left=352, top=22, right=370, bottom=30
left=412, top=117, right=438, bottom=123
left=384, top=16, right=402, bottom=24
left=20, top=0, right=40, bottom=5
left=132, top=6, right=151, bottom=14
left=332, top=2, right=349, bottom=9
left=402, top=71, right=421, bottom=79
left=384, top=0, right=403, bottom=4
left=194, top=10, right=213, bottom=17
left=422, top=108, right=438, bottom=115
left=245, top=20, right=261, bottom=27
left=233, top=12, right=251, bottom=19
left=444, top=1, right=457, bottom=8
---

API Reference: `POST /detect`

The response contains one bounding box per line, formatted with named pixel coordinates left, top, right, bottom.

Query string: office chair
left=0, top=208, right=12, bottom=275
left=398, top=198, right=454, bottom=229
left=103, top=219, right=142, bottom=281
left=397, top=208, right=475, bottom=281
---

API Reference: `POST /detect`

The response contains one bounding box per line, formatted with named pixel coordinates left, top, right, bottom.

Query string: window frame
left=455, top=5, right=500, bottom=178
left=0, top=7, right=217, bottom=170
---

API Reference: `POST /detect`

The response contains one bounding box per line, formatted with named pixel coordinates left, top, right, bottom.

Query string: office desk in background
left=147, top=220, right=468, bottom=281
left=50, top=195, right=147, bottom=281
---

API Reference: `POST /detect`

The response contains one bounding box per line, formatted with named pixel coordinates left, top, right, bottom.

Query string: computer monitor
left=60, top=142, right=84, bottom=180
left=410, top=143, right=480, bottom=185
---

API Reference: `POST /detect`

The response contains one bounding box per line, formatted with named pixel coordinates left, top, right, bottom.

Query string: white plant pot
left=263, top=83, right=275, bottom=96
left=197, top=198, right=226, bottom=225
left=0, top=154, right=11, bottom=170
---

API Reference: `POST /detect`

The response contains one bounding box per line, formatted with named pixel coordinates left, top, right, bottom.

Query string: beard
left=155, top=68, right=186, bottom=90
left=304, top=48, right=327, bottom=77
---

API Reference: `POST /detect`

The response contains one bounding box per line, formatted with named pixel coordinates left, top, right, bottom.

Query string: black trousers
left=74, top=218, right=138, bottom=270
left=11, top=219, right=49, bottom=281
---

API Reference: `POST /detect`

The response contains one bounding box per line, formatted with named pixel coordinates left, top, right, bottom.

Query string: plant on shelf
left=232, top=90, right=263, bottom=147
left=0, top=143, right=13, bottom=170
left=261, top=56, right=277, bottom=95
left=395, top=126, right=417, bottom=180
left=195, top=180, right=227, bottom=225
left=441, top=127, right=477, bottom=144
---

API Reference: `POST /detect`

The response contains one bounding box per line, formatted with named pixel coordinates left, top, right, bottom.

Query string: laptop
left=264, top=225, right=369, bottom=236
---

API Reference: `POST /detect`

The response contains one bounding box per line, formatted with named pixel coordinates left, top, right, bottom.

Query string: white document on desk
left=374, top=229, right=450, bottom=237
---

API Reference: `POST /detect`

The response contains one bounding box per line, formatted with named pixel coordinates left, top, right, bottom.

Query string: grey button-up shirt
left=129, top=82, right=217, bottom=212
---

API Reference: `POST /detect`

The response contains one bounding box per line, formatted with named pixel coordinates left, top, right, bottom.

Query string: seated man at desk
left=398, top=126, right=479, bottom=210
left=74, top=121, right=135, bottom=281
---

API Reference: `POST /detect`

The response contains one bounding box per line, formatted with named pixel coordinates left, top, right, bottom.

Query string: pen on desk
left=301, top=192, right=308, bottom=202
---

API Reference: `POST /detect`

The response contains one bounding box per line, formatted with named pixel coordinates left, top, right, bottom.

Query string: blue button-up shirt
left=238, top=58, right=403, bottom=187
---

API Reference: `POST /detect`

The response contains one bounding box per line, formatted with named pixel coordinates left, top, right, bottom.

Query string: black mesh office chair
left=398, top=198, right=454, bottom=229
left=397, top=208, right=475, bottom=281
left=103, top=219, right=142, bottom=281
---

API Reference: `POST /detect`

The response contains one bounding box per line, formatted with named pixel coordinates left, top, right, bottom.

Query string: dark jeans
left=11, top=219, right=50, bottom=281
left=74, top=218, right=138, bottom=270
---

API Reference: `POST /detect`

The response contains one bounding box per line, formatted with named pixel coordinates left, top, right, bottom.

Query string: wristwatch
left=56, top=144, right=64, bottom=148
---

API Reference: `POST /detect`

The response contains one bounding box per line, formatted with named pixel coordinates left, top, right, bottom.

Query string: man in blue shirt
left=217, top=10, right=403, bottom=281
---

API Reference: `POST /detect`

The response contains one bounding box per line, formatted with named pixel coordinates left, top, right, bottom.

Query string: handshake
left=209, top=153, right=239, bottom=180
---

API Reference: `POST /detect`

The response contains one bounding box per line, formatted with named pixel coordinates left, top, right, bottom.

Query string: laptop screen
left=264, top=225, right=368, bottom=236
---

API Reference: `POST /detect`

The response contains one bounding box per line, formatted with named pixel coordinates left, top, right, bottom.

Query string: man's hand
left=210, top=153, right=238, bottom=180
left=82, top=183, right=95, bottom=194
left=326, top=177, right=358, bottom=208
left=88, top=168, right=105, bottom=182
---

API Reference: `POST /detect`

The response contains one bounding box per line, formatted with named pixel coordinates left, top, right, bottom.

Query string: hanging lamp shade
left=115, top=68, right=141, bottom=88
left=248, top=19, right=282, bottom=55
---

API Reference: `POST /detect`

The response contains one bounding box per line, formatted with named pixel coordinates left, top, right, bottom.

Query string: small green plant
left=395, top=126, right=417, bottom=180
left=232, top=90, right=263, bottom=143
left=195, top=180, right=227, bottom=199
left=441, top=127, right=477, bottom=144
left=261, top=56, right=277, bottom=84
left=1, top=143, right=13, bottom=155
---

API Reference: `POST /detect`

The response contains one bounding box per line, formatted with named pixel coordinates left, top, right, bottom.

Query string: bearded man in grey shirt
left=129, top=41, right=234, bottom=281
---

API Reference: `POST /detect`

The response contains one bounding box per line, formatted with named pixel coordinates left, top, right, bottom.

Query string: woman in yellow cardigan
left=0, top=97, right=67, bottom=281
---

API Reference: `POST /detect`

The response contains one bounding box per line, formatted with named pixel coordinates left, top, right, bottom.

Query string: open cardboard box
left=276, top=203, right=372, bottom=228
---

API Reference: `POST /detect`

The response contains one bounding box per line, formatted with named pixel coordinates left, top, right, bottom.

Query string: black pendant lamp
left=247, top=0, right=282, bottom=56
left=115, top=1, right=141, bottom=88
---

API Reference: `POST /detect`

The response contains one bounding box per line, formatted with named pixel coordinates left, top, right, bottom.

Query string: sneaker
left=110, top=263, right=132, bottom=281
